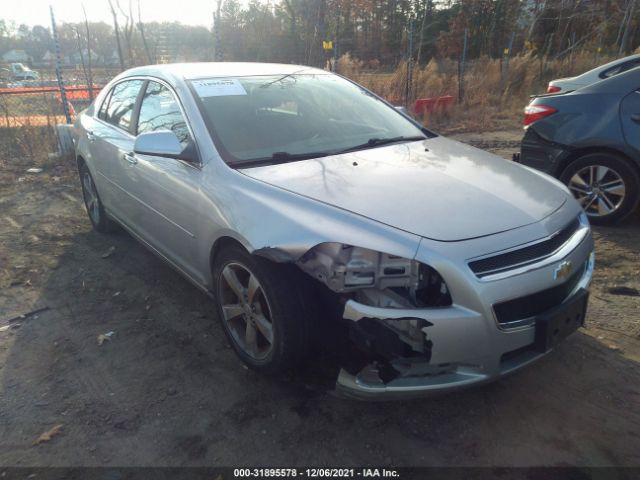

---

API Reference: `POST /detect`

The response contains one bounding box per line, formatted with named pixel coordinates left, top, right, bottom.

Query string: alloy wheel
left=568, top=165, right=626, bottom=218
left=218, top=262, right=275, bottom=360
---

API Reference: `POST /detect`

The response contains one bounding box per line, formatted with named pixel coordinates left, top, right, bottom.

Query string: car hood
left=239, top=137, right=567, bottom=241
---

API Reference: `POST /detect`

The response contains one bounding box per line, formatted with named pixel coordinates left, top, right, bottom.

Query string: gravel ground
left=0, top=130, right=639, bottom=468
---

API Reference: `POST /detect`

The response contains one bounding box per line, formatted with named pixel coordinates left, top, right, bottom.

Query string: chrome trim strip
left=475, top=225, right=589, bottom=282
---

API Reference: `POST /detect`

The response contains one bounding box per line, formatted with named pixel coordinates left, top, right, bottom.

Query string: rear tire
left=212, top=245, right=313, bottom=374
left=560, top=153, right=640, bottom=225
left=79, top=163, right=117, bottom=233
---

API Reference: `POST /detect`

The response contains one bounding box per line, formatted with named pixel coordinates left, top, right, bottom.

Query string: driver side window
left=136, top=81, right=191, bottom=146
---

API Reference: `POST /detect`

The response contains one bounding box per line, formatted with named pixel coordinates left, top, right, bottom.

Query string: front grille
left=469, top=218, right=581, bottom=278
left=493, top=261, right=585, bottom=326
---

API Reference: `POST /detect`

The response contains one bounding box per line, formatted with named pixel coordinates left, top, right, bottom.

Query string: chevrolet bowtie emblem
left=554, top=260, right=573, bottom=280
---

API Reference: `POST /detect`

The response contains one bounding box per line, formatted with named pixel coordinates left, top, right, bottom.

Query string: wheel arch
left=207, top=234, right=307, bottom=290
left=209, top=236, right=251, bottom=276
left=556, top=146, right=640, bottom=178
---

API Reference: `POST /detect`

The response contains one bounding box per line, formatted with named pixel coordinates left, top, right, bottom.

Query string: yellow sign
left=323, top=41, right=333, bottom=50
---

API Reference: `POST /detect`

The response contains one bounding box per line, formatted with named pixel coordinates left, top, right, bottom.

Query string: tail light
left=547, top=85, right=562, bottom=94
left=524, top=104, right=557, bottom=126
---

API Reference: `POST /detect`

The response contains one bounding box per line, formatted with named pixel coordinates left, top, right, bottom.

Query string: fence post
left=333, top=10, right=339, bottom=72
left=405, top=17, right=414, bottom=107
left=458, top=28, right=468, bottom=102
left=502, top=31, right=515, bottom=94
left=50, top=6, right=72, bottom=125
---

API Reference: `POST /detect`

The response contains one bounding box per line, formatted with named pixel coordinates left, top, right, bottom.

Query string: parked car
left=74, top=63, right=594, bottom=399
left=546, top=53, right=640, bottom=93
left=8, top=62, right=39, bottom=81
left=520, top=66, right=640, bottom=225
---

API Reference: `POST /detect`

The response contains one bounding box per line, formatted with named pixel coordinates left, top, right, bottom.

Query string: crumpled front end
left=294, top=213, right=595, bottom=400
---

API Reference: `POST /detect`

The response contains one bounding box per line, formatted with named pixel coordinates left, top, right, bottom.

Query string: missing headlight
left=413, top=263, right=452, bottom=307
left=296, top=243, right=451, bottom=308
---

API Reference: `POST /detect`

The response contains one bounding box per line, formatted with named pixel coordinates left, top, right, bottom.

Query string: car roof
left=576, top=53, right=640, bottom=79
left=119, top=62, right=328, bottom=85
left=577, top=64, right=640, bottom=94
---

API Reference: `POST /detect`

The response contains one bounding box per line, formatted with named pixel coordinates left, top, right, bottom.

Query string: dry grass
left=343, top=51, right=617, bottom=133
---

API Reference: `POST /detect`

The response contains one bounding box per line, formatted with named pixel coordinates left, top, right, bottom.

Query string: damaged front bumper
left=335, top=250, right=595, bottom=400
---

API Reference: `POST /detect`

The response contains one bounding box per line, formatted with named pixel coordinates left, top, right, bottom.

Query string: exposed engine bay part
left=296, top=243, right=451, bottom=307
left=348, top=317, right=433, bottom=362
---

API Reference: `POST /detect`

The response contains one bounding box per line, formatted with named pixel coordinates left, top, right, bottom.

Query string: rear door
left=119, top=79, right=203, bottom=278
left=90, top=79, right=145, bottom=222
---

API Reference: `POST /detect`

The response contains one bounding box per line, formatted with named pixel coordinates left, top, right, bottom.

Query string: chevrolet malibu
left=74, top=63, right=594, bottom=399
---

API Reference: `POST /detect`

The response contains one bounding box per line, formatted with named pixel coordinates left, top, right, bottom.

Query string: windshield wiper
left=234, top=151, right=330, bottom=168
left=336, top=135, right=427, bottom=154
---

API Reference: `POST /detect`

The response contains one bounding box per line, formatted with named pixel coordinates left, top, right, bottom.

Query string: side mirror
left=134, top=130, right=197, bottom=163
left=395, top=105, right=409, bottom=116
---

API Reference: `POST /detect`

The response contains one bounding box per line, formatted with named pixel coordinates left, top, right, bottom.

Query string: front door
left=118, top=80, right=203, bottom=281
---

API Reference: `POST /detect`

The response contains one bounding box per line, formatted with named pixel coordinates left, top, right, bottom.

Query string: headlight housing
left=296, top=243, right=451, bottom=307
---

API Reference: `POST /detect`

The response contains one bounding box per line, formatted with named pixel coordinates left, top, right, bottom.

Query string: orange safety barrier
left=414, top=95, right=455, bottom=115
left=0, top=85, right=104, bottom=101
left=0, top=86, right=103, bottom=125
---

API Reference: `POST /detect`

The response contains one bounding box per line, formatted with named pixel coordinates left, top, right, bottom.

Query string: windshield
left=189, top=73, right=430, bottom=166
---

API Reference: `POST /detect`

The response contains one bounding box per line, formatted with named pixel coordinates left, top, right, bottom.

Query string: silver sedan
left=74, top=63, right=594, bottom=399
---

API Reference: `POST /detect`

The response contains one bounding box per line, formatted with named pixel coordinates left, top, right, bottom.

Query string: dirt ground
left=0, top=130, right=639, bottom=468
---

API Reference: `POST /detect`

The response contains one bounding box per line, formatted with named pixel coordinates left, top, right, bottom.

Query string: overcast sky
left=5, top=0, right=255, bottom=28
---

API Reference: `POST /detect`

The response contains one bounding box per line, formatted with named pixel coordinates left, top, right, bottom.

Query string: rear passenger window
left=136, top=81, right=191, bottom=145
left=601, top=59, right=640, bottom=79
left=102, top=79, right=144, bottom=131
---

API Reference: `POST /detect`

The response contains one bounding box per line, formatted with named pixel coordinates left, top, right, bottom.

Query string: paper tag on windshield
left=193, top=79, right=247, bottom=97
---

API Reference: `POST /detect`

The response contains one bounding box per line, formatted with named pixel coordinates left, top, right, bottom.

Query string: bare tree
left=416, top=0, right=430, bottom=65
left=82, top=4, right=94, bottom=99
left=136, top=0, right=154, bottom=64
left=619, top=0, right=637, bottom=55
left=114, top=0, right=135, bottom=65
left=73, top=26, right=91, bottom=91
left=213, top=0, right=225, bottom=61
left=107, top=0, right=125, bottom=69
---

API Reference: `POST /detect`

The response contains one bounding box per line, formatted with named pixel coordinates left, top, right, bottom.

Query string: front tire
left=212, top=245, right=313, bottom=374
left=560, top=153, right=640, bottom=225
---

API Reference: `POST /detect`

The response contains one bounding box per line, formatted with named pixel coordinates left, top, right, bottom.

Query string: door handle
left=123, top=152, right=138, bottom=165
left=86, top=130, right=95, bottom=142
left=631, top=114, right=640, bottom=124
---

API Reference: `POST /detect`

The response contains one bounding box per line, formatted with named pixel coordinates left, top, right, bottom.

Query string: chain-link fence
left=0, top=79, right=105, bottom=162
